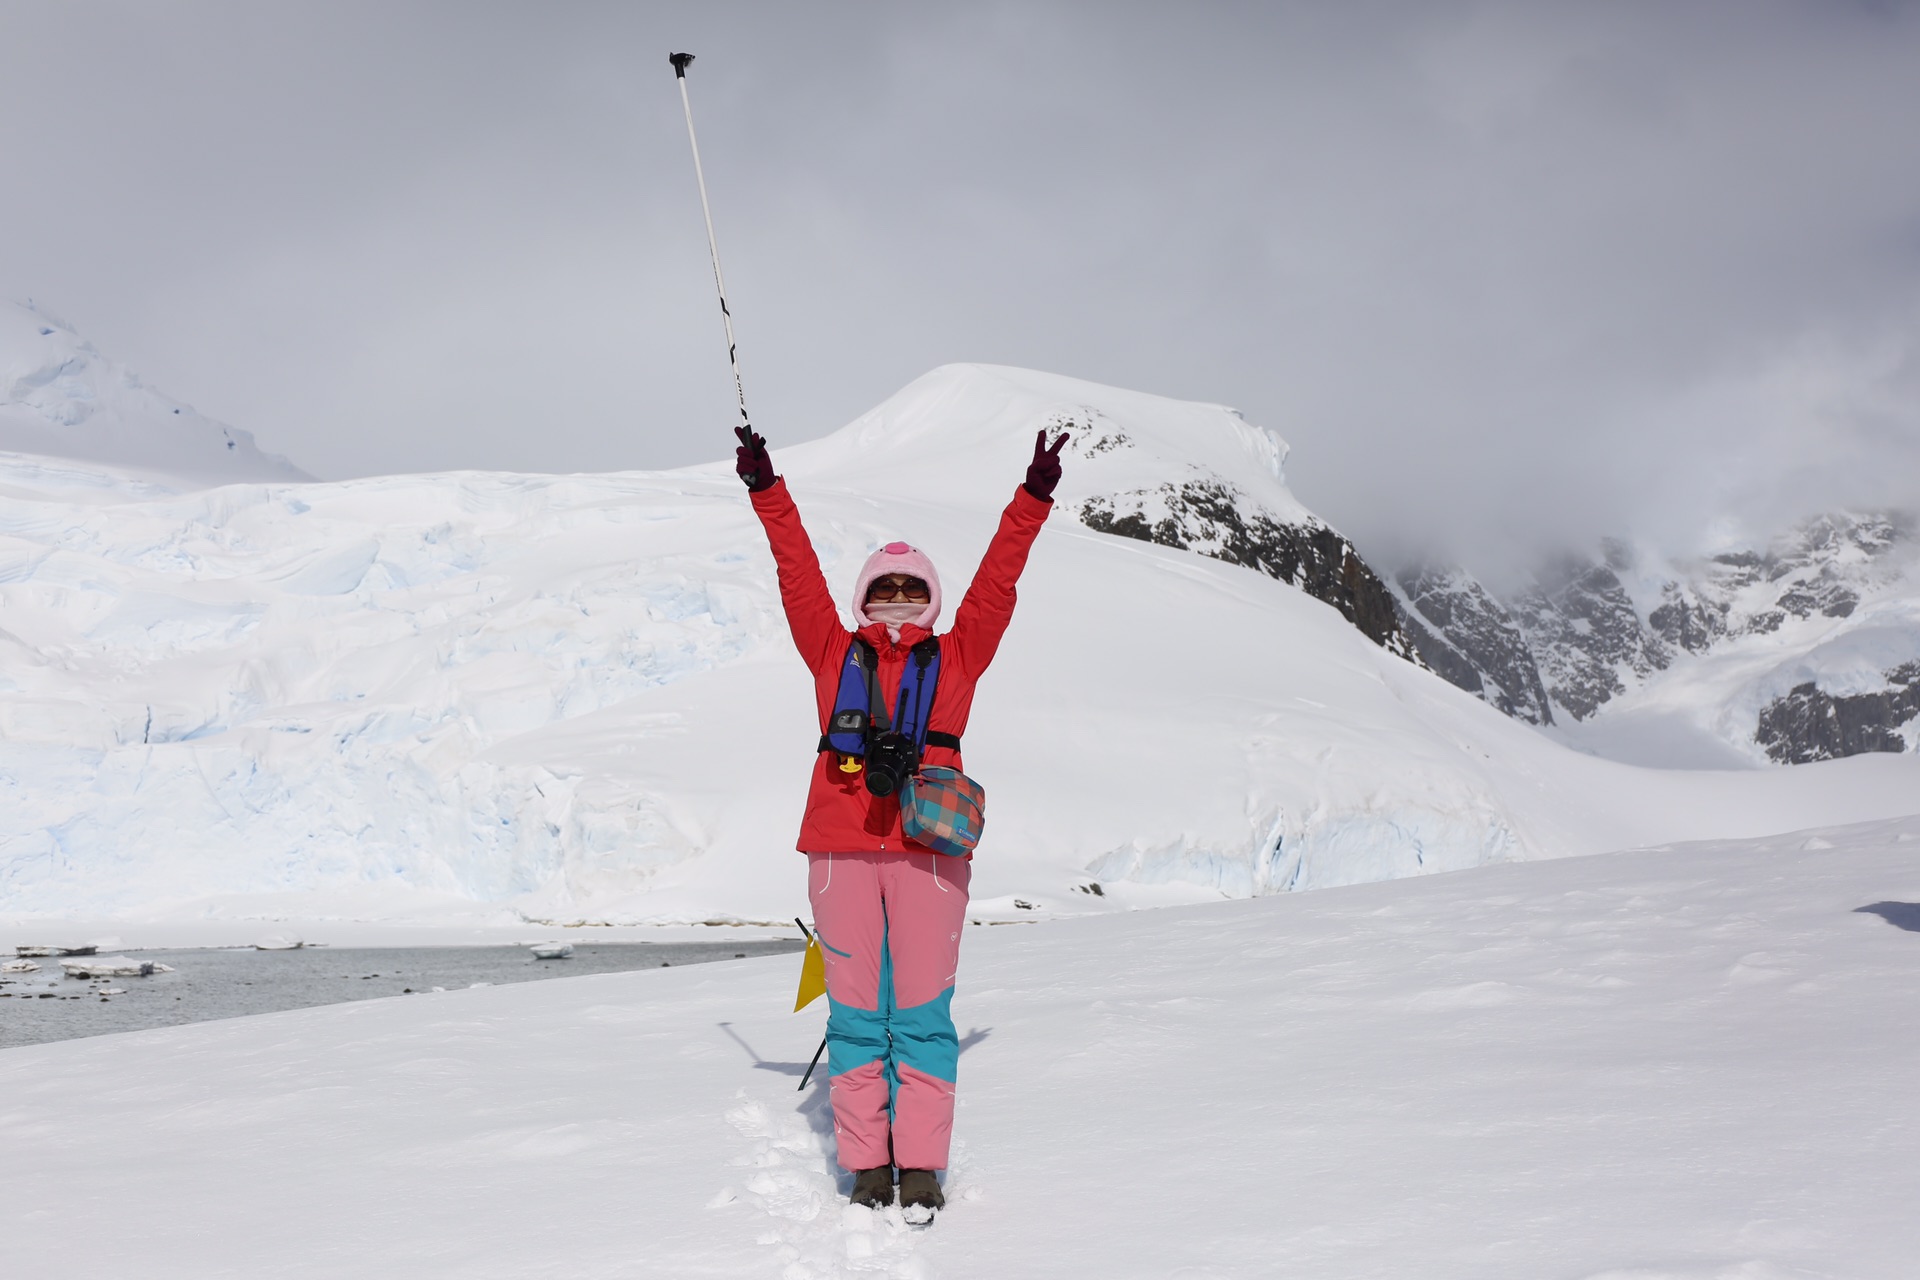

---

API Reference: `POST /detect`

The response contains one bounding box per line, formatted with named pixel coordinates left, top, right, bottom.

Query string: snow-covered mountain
left=1, top=300, right=308, bottom=485
left=766, top=364, right=1418, bottom=657
left=1, top=357, right=1915, bottom=930
left=1397, top=513, right=1920, bottom=766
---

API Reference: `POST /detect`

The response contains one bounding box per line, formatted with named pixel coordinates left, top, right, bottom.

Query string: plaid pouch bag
left=900, top=766, right=986, bottom=857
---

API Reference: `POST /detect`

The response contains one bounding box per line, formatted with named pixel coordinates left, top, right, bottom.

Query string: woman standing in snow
left=736, top=424, right=1066, bottom=1214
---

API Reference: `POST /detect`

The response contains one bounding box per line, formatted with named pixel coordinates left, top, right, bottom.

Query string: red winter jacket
left=749, top=477, right=1052, bottom=854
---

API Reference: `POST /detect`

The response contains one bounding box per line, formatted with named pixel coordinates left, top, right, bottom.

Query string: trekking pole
left=668, top=52, right=752, bottom=436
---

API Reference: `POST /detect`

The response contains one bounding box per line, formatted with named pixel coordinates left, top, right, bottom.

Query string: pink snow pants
left=807, top=851, right=971, bottom=1172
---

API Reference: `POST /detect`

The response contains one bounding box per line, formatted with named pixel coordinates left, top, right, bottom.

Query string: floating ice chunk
left=16, top=944, right=96, bottom=957
left=254, top=935, right=304, bottom=950
left=2, top=958, right=40, bottom=972
left=528, top=942, right=573, bottom=960
left=61, top=955, right=155, bottom=978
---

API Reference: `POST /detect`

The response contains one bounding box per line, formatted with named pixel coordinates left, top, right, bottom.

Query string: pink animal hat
left=852, top=541, right=943, bottom=631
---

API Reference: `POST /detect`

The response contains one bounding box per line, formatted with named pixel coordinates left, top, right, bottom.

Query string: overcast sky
left=4, top=0, right=1919, bottom=564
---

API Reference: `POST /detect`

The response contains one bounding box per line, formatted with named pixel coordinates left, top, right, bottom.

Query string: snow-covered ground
left=3, top=351, right=1918, bottom=935
left=4, top=814, right=1916, bottom=1278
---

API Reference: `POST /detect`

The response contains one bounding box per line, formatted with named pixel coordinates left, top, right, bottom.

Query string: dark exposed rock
left=1775, top=585, right=1858, bottom=620
left=1754, top=663, right=1920, bottom=764
left=1079, top=481, right=1417, bottom=661
left=1395, top=566, right=1554, bottom=724
left=1647, top=581, right=1727, bottom=654
left=1397, top=610, right=1485, bottom=695
left=1744, top=513, right=1901, bottom=627
left=1439, top=512, right=1913, bottom=727
left=1508, top=557, right=1670, bottom=721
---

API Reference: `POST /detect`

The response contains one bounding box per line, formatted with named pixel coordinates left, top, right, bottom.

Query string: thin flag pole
left=669, top=52, right=752, bottom=434
left=796, top=915, right=826, bottom=1090
left=799, top=1037, right=827, bottom=1092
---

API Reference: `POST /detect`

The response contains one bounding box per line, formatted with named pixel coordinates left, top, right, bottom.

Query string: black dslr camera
left=863, top=731, right=920, bottom=798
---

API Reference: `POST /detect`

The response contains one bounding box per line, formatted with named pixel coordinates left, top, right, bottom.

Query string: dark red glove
left=734, top=426, right=774, bottom=493
left=1023, top=429, right=1069, bottom=502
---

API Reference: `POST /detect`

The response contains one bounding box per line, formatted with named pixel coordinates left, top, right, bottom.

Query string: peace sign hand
left=1023, top=429, right=1070, bottom=502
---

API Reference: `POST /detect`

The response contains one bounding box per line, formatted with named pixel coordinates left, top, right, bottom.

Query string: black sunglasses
left=866, top=575, right=930, bottom=602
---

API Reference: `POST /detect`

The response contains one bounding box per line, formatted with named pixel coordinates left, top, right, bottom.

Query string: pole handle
left=669, top=52, right=693, bottom=78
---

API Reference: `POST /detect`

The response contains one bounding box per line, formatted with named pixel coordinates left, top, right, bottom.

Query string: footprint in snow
left=715, top=1090, right=979, bottom=1278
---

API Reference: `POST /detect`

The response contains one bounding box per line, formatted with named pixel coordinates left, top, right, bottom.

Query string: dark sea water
left=0, top=939, right=807, bottom=1050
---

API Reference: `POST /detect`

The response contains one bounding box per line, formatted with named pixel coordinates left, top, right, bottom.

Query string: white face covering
left=865, top=600, right=925, bottom=637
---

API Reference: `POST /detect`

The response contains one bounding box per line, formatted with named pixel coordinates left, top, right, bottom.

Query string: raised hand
left=1023, top=429, right=1069, bottom=502
left=735, top=425, right=774, bottom=492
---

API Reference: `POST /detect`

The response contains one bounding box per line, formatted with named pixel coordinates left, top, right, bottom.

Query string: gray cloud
left=4, top=0, right=1919, bottom=564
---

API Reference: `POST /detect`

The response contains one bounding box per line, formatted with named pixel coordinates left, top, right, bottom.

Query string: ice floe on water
left=57, top=955, right=155, bottom=978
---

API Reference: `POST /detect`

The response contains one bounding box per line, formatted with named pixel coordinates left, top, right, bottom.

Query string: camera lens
left=863, top=733, right=917, bottom=798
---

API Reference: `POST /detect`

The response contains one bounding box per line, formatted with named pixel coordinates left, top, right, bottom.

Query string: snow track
left=719, top=1094, right=944, bottom=1279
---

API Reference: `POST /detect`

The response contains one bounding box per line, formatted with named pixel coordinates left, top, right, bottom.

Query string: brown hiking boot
left=897, top=1169, right=945, bottom=1215
left=849, top=1166, right=895, bottom=1208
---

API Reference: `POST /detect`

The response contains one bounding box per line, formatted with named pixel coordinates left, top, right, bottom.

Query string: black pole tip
left=670, top=52, right=694, bottom=78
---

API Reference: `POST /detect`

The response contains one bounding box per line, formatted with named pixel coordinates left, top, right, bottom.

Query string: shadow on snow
left=1855, top=901, right=1920, bottom=932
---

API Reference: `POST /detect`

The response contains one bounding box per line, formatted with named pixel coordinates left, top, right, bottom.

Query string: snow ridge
left=0, top=301, right=308, bottom=485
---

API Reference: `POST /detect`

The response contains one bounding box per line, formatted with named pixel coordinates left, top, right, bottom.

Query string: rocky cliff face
left=1640, top=513, right=1891, bottom=650
left=1393, top=566, right=1554, bottom=725
left=1755, top=663, right=1920, bottom=763
left=1508, top=546, right=1675, bottom=721
left=1395, top=512, right=1920, bottom=763
left=1080, top=480, right=1417, bottom=662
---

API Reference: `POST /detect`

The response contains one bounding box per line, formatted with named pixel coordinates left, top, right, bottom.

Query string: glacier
left=0, top=346, right=1917, bottom=932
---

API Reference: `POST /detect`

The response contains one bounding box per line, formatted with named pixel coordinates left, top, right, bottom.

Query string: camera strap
left=864, top=640, right=893, bottom=736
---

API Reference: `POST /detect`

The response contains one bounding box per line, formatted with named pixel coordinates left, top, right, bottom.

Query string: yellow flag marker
left=792, top=918, right=830, bottom=1091
left=794, top=934, right=827, bottom=1012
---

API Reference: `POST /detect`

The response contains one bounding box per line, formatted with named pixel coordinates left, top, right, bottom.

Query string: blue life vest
left=817, top=637, right=960, bottom=761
